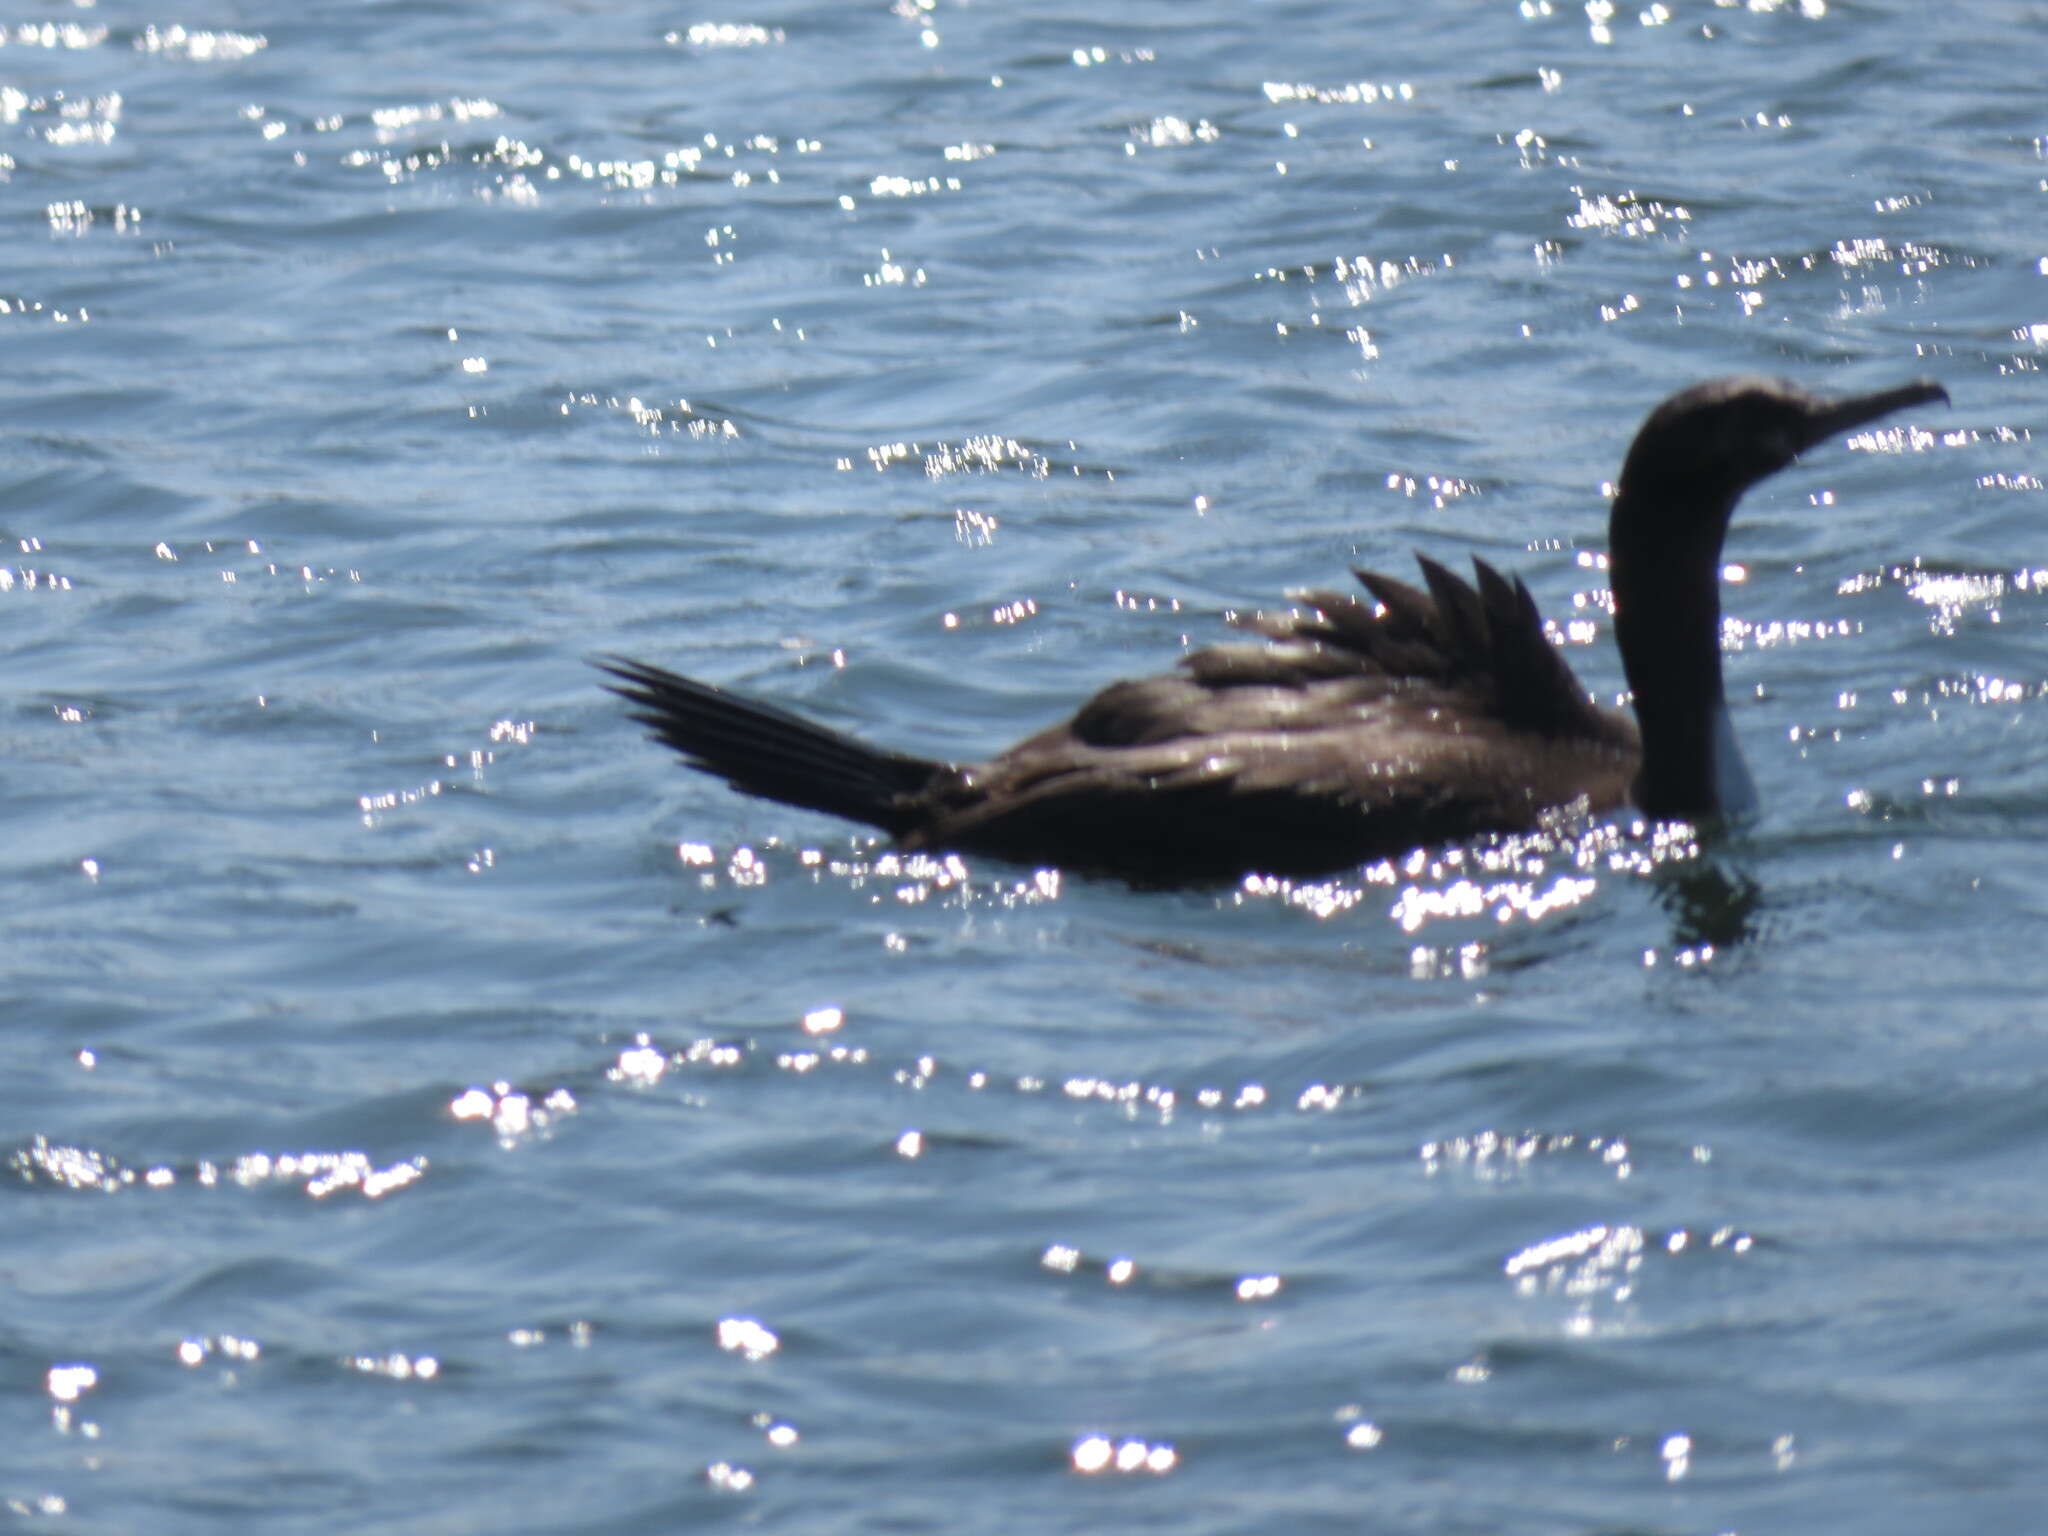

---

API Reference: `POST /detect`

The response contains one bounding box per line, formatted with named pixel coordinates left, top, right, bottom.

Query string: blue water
left=4, top=1, right=2044, bottom=1529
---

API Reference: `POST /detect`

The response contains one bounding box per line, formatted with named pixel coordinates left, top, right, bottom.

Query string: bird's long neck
left=1609, top=486, right=1753, bottom=822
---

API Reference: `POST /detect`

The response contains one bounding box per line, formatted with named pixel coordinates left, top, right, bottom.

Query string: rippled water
left=5, top=1, right=2045, bottom=1530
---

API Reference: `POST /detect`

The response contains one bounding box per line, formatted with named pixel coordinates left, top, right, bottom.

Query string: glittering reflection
left=559, top=390, right=743, bottom=444
left=1038, top=1243, right=1285, bottom=1304
left=45, top=1362, right=100, bottom=1440
left=0, top=533, right=74, bottom=590
left=358, top=712, right=537, bottom=833
left=7, top=87, right=121, bottom=147
left=44, top=201, right=136, bottom=246
left=1250, top=252, right=1447, bottom=363
left=320, top=98, right=806, bottom=204
left=1501, top=125, right=1568, bottom=170
left=1229, top=820, right=1702, bottom=938
left=660, top=839, right=1069, bottom=916
left=148, top=535, right=362, bottom=589
left=177, top=1334, right=261, bottom=1367
left=1380, top=466, right=1481, bottom=510
left=602, top=1022, right=1364, bottom=1144
left=952, top=507, right=999, bottom=546
left=1128, top=116, right=1219, bottom=150
left=135, top=24, right=265, bottom=59
left=1261, top=78, right=1415, bottom=106
left=859, top=247, right=926, bottom=288
left=449, top=1082, right=577, bottom=1144
left=1421, top=1129, right=1643, bottom=1184
left=45, top=1363, right=96, bottom=1403
left=1337, top=1408, right=1385, bottom=1450
left=1839, top=419, right=1946, bottom=456
left=1567, top=186, right=1688, bottom=239
left=1069, top=44, right=1155, bottom=68
left=1717, top=612, right=1859, bottom=653
left=610, top=1032, right=735, bottom=1087
left=867, top=172, right=962, bottom=198
left=1505, top=1222, right=1647, bottom=1282
left=0, top=295, right=94, bottom=326
left=1826, top=234, right=1953, bottom=277
left=888, top=0, right=939, bottom=48
left=1388, top=870, right=1598, bottom=932
left=7, top=1136, right=425, bottom=1199
left=1, top=21, right=108, bottom=48
left=1071, top=1434, right=1177, bottom=1475
left=650, top=815, right=1742, bottom=955
left=666, top=22, right=785, bottom=48
left=344, top=1350, right=439, bottom=1381
left=848, top=433, right=1054, bottom=479
left=367, top=97, right=499, bottom=142
left=1928, top=673, right=2045, bottom=709
left=1839, top=558, right=2044, bottom=638
left=1502, top=1222, right=1756, bottom=1338
left=845, top=431, right=1124, bottom=480
left=1633, top=236, right=1981, bottom=330
left=1407, top=941, right=1492, bottom=980
left=507, top=1321, right=594, bottom=1350
left=716, top=1316, right=780, bottom=1361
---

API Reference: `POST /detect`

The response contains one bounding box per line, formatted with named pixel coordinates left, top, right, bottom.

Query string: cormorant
left=599, top=376, right=1946, bottom=884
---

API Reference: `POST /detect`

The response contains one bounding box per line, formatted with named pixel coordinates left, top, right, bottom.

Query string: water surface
left=4, top=2, right=2045, bottom=1531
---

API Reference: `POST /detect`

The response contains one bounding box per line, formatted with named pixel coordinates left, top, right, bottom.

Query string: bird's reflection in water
left=1653, top=854, right=1762, bottom=951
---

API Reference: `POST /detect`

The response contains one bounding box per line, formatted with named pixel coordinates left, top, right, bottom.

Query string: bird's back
left=908, top=558, right=1639, bottom=881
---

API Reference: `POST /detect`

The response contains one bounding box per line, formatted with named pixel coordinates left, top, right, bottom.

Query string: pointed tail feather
left=596, top=656, right=941, bottom=836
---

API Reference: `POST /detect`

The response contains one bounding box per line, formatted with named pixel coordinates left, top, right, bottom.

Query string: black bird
left=600, top=376, right=1946, bottom=884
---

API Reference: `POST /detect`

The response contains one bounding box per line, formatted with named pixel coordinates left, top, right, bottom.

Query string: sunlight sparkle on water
left=1129, top=116, right=1218, bottom=150
left=609, top=1036, right=668, bottom=1085
left=346, top=1352, right=438, bottom=1382
left=450, top=1083, right=577, bottom=1144
left=177, top=1334, right=259, bottom=1367
left=1262, top=79, right=1414, bottom=105
left=4, top=21, right=107, bottom=48
left=1231, top=822, right=1700, bottom=933
left=1499, top=1219, right=1754, bottom=1336
left=668, top=22, right=784, bottom=47
left=1071, top=1435, right=1177, bottom=1474
left=7, top=1136, right=424, bottom=1199
left=717, top=1317, right=780, bottom=1361
left=46, top=1365, right=96, bottom=1403
left=706, top=1462, right=755, bottom=1492
left=1423, top=1130, right=1654, bottom=1185
left=1337, top=1406, right=1386, bottom=1449
left=136, top=24, right=264, bottom=59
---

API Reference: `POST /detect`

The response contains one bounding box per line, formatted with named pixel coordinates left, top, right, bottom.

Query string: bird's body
left=601, top=376, right=1946, bottom=884
left=600, top=556, right=1637, bottom=880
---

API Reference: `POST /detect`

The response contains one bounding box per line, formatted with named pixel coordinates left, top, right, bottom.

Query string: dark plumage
left=600, top=376, right=1946, bottom=884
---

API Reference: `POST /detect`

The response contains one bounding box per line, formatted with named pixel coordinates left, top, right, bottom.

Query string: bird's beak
left=1799, top=379, right=1949, bottom=450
